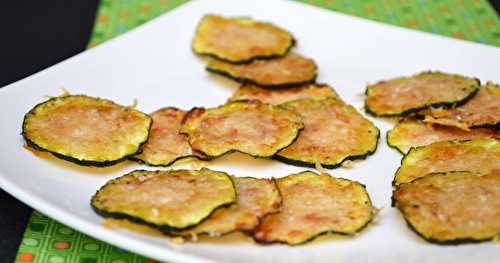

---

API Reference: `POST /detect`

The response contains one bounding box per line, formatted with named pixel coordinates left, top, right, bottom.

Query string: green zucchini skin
left=386, top=130, right=406, bottom=155
left=170, top=177, right=282, bottom=238
left=180, top=101, right=304, bottom=159
left=392, top=171, right=500, bottom=245
left=391, top=138, right=500, bottom=186
left=91, top=199, right=234, bottom=234
left=365, top=86, right=479, bottom=118
left=272, top=127, right=379, bottom=169
left=205, top=64, right=316, bottom=89
left=253, top=171, right=374, bottom=245
left=253, top=220, right=374, bottom=246
left=21, top=95, right=152, bottom=167
left=194, top=38, right=296, bottom=65
left=91, top=169, right=237, bottom=233
left=130, top=154, right=208, bottom=167
left=24, top=137, right=148, bottom=167
left=364, top=74, right=480, bottom=117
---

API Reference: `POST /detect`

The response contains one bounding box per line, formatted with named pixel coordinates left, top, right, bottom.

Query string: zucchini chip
left=180, top=100, right=304, bottom=158
left=206, top=53, right=317, bottom=87
left=91, top=168, right=236, bottom=232
left=22, top=95, right=152, bottom=167
left=393, top=171, right=500, bottom=244
left=387, top=118, right=499, bottom=154
left=393, top=139, right=500, bottom=186
left=174, top=177, right=281, bottom=237
left=420, top=82, right=500, bottom=129
left=132, top=107, right=206, bottom=166
left=365, top=71, right=479, bottom=117
left=229, top=83, right=338, bottom=105
left=275, top=98, right=379, bottom=169
left=253, top=171, right=373, bottom=245
left=192, top=14, right=294, bottom=63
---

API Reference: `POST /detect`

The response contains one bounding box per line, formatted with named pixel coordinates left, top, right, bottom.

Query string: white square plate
left=1, top=0, right=499, bottom=262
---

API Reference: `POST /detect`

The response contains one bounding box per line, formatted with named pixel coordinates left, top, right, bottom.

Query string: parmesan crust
left=275, top=98, right=379, bottom=168
left=393, top=171, right=500, bottom=243
left=387, top=118, right=499, bottom=154
left=229, top=83, right=338, bottom=105
left=91, top=168, right=236, bottom=230
left=393, top=139, right=500, bottom=185
left=207, top=53, right=317, bottom=87
left=22, top=95, right=152, bottom=166
left=365, top=71, right=479, bottom=116
left=192, top=14, right=294, bottom=63
left=175, top=177, right=281, bottom=237
left=133, top=107, right=206, bottom=166
left=253, top=171, right=373, bottom=245
left=419, top=82, right=500, bottom=129
left=180, top=100, right=304, bottom=158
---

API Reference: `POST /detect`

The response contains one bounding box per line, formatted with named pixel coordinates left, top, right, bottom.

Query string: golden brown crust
left=206, top=53, right=317, bottom=87
left=420, top=82, right=500, bottom=129
left=133, top=108, right=206, bottom=166
left=253, top=171, right=373, bottom=245
left=365, top=71, right=479, bottom=117
left=229, top=83, right=338, bottom=105
left=387, top=118, right=500, bottom=154
left=192, top=14, right=294, bottom=63
left=275, top=98, right=379, bottom=168
left=22, top=95, right=152, bottom=166
left=175, top=177, right=282, bottom=237
left=393, top=171, right=500, bottom=243
left=180, top=100, right=304, bottom=158
left=393, top=139, right=500, bottom=185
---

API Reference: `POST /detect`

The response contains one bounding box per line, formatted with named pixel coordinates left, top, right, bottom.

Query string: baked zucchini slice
left=180, top=100, right=304, bottom=158
left=192, top=14, right=294, bottom=63
left=91, top=168, right=236, bottom=232
left=22, top=95, right=152, bottom=167
left=365, top=71, right=479, bottom=117
left=173, top=176, right=281, bottom=238
left=387, top=118, right=499, bottom=154
left=206, top=53, right=317, bottom=88
left=419, top=82, right=500, bottom=129
left=275, top=98, right=379, bottom=169
left=393, top=139, right=500, bottom=186
left=253, top=171, right=374, bottom=245
left=393, top=171, right=500, bottom=244
left=229, top=83, right=338, bottom=105
left=132, top=107, right=206, bottom=166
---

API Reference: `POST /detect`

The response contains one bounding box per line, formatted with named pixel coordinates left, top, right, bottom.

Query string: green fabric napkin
left=15, top=0, right=500, bottom=262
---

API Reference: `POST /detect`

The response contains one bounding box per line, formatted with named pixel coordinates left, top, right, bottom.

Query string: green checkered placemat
left=15, top=0, right=500, bottom=262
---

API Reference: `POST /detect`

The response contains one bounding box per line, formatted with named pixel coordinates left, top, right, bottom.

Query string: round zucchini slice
left=206, top=53, right=317, bottom=88
left=365, top=71, right=479, bottom=117
left=393, top=171, right=500, bottom=244
left=180, top=100, right=304, bottom=158
left=192, top=14, right=294, bottom=63
left=253, top=171, right=374, bottom=245
left=229, top=83, right=338, bottom=105
left=275, top=98, right=379, bottom=169
left=419, top=82, right=500, bottom=129
left=91, top=168, right=236, bottom=232
left=22, top=95, right=152, bottom=167
left=132, top=107, right=207, bottom=166
left=393, top=139, right=500, bottom=186
left=387, top=118, right=499, bottom=154
left=173, top=176, right=281, bottom=237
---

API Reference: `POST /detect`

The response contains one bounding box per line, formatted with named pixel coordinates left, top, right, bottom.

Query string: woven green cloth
left=15, top=0, right=500, bottom=262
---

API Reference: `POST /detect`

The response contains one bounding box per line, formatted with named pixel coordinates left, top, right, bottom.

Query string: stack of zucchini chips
left=366, top=72, right=500, bottom=243
left=21, top=14, right=500, bottom=247
left=21, top=14, right=379, bottom=246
